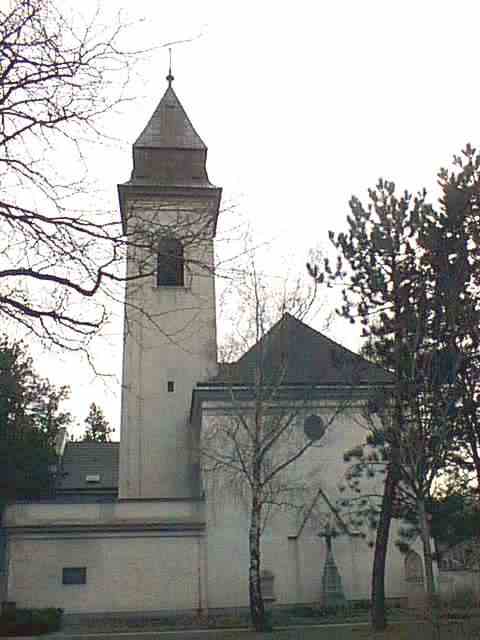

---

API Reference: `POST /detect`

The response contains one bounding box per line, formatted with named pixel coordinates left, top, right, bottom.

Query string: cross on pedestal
left=318, top=522, right=346, bottom=608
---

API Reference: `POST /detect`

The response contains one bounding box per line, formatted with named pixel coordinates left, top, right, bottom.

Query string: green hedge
left=0, top=607, right=63, bottom=636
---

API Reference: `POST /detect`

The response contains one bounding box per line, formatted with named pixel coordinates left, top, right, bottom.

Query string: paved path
left=45, top=629, right=350, bottom=640
left=42, top=621, right=408, bottom=640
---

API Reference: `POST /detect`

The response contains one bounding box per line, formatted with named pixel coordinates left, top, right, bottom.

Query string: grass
left=253, top=621, right=480, bottom=639
left=61, top=602, right=480, bottom=638
left=349, top=625, right=467, bottom=639
left=272, top=601, right=409, bottom=625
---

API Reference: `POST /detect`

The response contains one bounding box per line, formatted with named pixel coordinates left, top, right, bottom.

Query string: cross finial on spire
left=166, top=48, right=174, bottom=86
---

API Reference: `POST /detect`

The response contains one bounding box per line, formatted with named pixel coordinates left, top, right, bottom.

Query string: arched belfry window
left=157, top=238, right=184, bottom=287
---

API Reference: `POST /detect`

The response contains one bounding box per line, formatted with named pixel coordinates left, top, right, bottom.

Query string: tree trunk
left=418, top=497, right=439, bottom=640
left=467, top=429, right=480, bottom=493
left=371, top=307, right=403, bottom=632
left=0, top=507, right=7, bottom=603
left=248, top=497, right=267, bottom=632
left=371, top=465, right=396, bottom=631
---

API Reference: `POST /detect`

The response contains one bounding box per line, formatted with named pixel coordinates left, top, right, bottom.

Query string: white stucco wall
left=4, top=398, right=421, bottom=613
left=4, top=498, right=207, bottom=613
left=119, top=193, right=219, bottom=499
left=3, top=499, right=205, bottom=528
left=201, top=400, right=419, bottom=608
left=7, top=534, right=203, bottom=613
left=204, top=498, right=411, bottom=608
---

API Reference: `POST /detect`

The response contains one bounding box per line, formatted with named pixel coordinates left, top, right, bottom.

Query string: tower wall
left=119, top=191, right=219, bottom=499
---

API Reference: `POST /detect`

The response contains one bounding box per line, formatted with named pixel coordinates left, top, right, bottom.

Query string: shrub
left=0, top=607, right=63, bottom=636
left=443, top=587, right=477, bottom=611
left=286, top=605, right=318, bottom=617
left=351, top=599, right=371, bottom=611
left=282, top=602, right=375, bottom=619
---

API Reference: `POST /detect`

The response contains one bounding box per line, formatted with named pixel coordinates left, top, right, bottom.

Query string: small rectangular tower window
left=167, top=381, right=175, bottom=393
left=157, top=238, right=184, bottom=287
left=62, top=567, right=86, bottom=585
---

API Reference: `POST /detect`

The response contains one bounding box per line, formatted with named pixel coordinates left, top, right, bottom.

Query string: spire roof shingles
left=134, top=86, right=206, bottom=150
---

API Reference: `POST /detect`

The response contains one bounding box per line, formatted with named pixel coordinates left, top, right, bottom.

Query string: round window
left=304, top=414, right=326, bottom=441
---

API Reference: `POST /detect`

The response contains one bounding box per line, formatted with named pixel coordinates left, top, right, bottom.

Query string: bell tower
left=118, top=73, right=221, bottom=499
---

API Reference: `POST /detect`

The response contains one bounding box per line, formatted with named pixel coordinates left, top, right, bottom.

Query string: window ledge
left=152, top=285, right=191, bottom=292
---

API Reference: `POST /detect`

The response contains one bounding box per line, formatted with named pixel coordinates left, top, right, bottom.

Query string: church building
left=1, top=73, right=419, bottom=615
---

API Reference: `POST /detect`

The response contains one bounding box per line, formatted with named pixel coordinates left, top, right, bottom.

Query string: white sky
left=33, top=0, right=480, bottom=437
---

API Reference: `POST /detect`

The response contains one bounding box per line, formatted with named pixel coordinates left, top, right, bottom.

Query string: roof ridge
left=282, top=313, right=390, bottom=374
left=212, top=313, right=393, bottom=385
left=235, top=312, right=293, bottom=365
left=166, top=85, right=206, bottom=149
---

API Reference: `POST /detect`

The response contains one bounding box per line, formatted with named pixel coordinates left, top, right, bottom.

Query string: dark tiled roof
left=212, top=313, right=392, bottom=387
left=134, top=86, right=206, bottom=150
left=123, top=83, right=215, bottom=190
left=57, top=442, right=119, bottom=492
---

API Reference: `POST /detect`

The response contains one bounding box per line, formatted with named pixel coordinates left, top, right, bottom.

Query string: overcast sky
left=37, top=0, right=480, bottom=437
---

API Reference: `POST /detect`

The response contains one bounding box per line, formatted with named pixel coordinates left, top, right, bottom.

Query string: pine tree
left=83, top=403, right=113, bottom=442
left=309, top=149, right=480, bottom=632
left=0, top=336, right=72, bottom=501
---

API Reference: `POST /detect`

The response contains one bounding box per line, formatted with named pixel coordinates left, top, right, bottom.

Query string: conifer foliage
left=309, top=145, right=480, bottom=632
left=83, top=402, right=113, bottom=443
left=0, top=336, right=72, bottom=501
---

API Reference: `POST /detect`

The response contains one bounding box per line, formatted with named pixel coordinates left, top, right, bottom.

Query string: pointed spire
left=128, top=65, right=212, bottom=186
left=118, top=65, right=222, bottom=233
left=133, top=51, right=205, bottom=151
left=134, top=84, right=206, bottom=150
left=166, top=47, right=174, bottom=87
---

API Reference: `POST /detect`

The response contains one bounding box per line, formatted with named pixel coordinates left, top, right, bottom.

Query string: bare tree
left=200, top=253, right=351, bottom=631
left=0, top=0, right=140, bottom=350
left=0, top=0, right=235, bottom=370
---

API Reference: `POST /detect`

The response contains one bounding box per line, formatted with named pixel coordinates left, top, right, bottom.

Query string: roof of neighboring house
left=211, top=313, right=392, bottom=387
left=57, top=441, right=119, bottom=492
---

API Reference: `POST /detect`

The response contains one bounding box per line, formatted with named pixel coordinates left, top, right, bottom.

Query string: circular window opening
left=304, top=414, right=326, bottom=441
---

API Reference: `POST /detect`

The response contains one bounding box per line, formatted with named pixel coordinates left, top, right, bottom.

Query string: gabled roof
left=134, top=85, right=206, bottom=150
left=212, top=313, right=392, bottom=387
left=57, top=442, right=119, bottom=492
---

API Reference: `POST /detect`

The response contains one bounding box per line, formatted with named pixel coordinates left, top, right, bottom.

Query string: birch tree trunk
left=249, top=496, right=267, bottom=632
